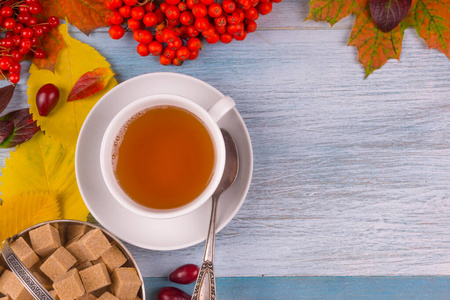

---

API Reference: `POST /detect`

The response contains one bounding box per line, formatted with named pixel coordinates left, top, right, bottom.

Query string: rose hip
left=158, top=287, right=191, bottom=300
left=169, top=264, right=199, bottom=284
left=36, top=83, right=60, bottom=116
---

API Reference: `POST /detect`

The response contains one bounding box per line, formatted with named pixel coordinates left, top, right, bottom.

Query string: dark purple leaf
left=0, top=121, right=14, bottom=143
left=0, top=85, right=15, bottom=114
left=370, top=0, right=412, bottom=32
left=0, top=108, right=40, bottom=148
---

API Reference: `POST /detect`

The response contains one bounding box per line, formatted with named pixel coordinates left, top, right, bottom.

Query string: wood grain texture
left=1, top=0, right=449, bottom=277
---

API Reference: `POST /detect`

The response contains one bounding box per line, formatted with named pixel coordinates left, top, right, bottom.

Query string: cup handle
left=207, top=96, right=235, bottom=123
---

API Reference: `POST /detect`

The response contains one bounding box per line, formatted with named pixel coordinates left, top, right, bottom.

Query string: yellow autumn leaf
left=0, top=131, right=89, bottom=221
left=0, top=191, right=61, bottom=243
left=27, top=24, right=117, bottom=148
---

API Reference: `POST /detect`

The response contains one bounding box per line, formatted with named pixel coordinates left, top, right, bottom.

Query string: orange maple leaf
left=408, top=0, right=450, bottom=59
left=306, top=0, right=356, bottom=26
left=40, top=0, right=109, bottom=35
left=348, top=0, right=405, bottom=77
left=308, top=0, right=450, bottom=77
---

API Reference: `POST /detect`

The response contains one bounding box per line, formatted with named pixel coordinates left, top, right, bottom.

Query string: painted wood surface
left=144, top=276, right=450, bottom=299
left=1, top=0, right=449, bottom=278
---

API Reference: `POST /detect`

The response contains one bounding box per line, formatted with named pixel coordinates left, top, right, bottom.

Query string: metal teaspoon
left=191, top=128, right=239, bottom=300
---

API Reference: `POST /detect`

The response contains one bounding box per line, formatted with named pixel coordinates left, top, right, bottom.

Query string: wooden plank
left=1, top=17, right=449, bottom=277
left=144, top=276, right=450, bottom=299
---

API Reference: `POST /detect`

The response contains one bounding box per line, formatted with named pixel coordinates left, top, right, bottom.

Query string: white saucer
left=75, top=72, right=253, bottom=250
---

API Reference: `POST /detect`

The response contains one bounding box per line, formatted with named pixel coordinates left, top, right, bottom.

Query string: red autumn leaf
left=370, top=0, right=412, bottom=32
left=0, top=121, right=14, bottom=144
left=0, top=109, right=40, bottom=148
left=0, top=85, right=15, bottom=114
left=308, top=0, right=450, bottom=76
left=33, top=26, right=66, bottom=73
left=40, top=0, right=109, bottom=36
left=68, top=68, right=115, bottom=102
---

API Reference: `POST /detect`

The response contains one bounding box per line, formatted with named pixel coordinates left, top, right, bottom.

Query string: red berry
left=195, top=17, right=210, bottom=31
left=0, top=57, right=11, bottom=70
left=34, top=25, right=46, bottom=37
left=148, top=40, right=163, bottom=56
left=0, top=6, right=13, bottom=18
left=21, top=28, right=34, bottom=39
left=159, top=55, right=172, bottom=65
left=157, top=287, right=191, bottom=300
left=165, top=5, right=180, bottom=20
left=131, top=6, right=145, bottom=20
left=245, top=19, right=257, bottom=32
left=187, top=37, right=201, bottom=51
left=108, top=25, right=125, bottom=39
left=110, top=11, right=124, bottom=25
left=176, top=46, right=191, bottom=61
left=172, top=57, right=184, bottom=66
left=144, top=2, right=157, bottom=12
left=222, top=0, right=236, bottom=13
left=26, top=16, right=38, bottom=26
left=138, top=30, right=153, bottom=44
left=234, top=27, right=247, bottom=40
left=36, top=83, right=60, bottom=116
left=220, top=32, right=233, bottom=43
left=34, top=48, right=46, bottom=59
left=186, top=25, right=199, bottom=37
left=143, top=12, right=158, bottom=27
left=9, top=73, right=20, bottom=84
left=192, top=3, right=207, bottom=18
left=168, top=37, right=182, bottom=50
left=208, top=3, right=223, bottom=18
left=186, top=0, right=200, bottom=9
left=188, top=49, right=199, bottom=60
left=180, top=11, right=194, bottom=26
left=205, top=32, right=220, bottom=44
left=127, top=18, right=142, bottom=31
left=162, top=28, right=177, bottom=43
left=119, top=5, right=131, bottom=18
left=238, top=0, right=252, bottom=10
left=9, top=62, right=21, bottom=73
left=162, top=47, right=176, bottom=60
left=3, top=17, right=16, bottom=29
left=244, top=7, right=259, bottom=20
left=257, top=2, right=272, bottom=15
left=178, top=2, right=188, bottom=11
left=137, top=43, right=150, bottom=56
left=28, top=2, right=43, bottom=15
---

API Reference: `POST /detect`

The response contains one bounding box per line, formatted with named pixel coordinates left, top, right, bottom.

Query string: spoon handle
left=191, top=196, right=219, bottom=300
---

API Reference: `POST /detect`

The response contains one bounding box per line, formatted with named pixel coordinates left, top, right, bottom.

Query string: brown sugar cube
left=32, top=269, right=53, bottom=290
left=52, top=223, right=68, bottom=245
left=77, top=229, right=111, bottom=260
left=94, top=245, right=127, bottom=273
left=9, top=237, right=39, bottom=269
left=79, top=263, right=111, bottom=293
left=29, top=223, right=62, bottom=257
left=3, top=273, right=34, bottom=300
left=68, top=224, right=88, bottom=241
left=0, top=270, right=14, bottom=295
left=77, top=293, right=98, bottom=300
left=65, top=236, right=89, bottom=263
left=97, top=292, right=118, bottom=300
left=53, top=269, right=85, bottom=300
left=40, top=246, right=77, bottom=281
left=110, top=268, right=141, bottom=300
left=76, top=261, right=93, bottom=271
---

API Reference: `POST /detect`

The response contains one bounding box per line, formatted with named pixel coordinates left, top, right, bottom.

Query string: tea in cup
left=100, top=94, right=235, bottom=219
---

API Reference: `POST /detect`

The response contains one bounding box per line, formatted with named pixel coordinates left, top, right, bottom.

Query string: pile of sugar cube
left=0, top=223, right=143, bottom=300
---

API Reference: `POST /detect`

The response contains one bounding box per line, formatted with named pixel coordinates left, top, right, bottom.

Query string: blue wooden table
left=1, top=0, right=450, bottom=298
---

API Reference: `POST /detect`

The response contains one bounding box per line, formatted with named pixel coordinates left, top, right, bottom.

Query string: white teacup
left=100, top=93, right=235, bottom=219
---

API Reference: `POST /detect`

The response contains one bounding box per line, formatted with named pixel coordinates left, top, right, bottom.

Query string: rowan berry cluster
left=105, top=0, right=281, bottom=66
left=0, top=0, right=60, bottom=84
